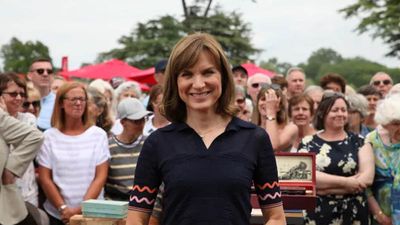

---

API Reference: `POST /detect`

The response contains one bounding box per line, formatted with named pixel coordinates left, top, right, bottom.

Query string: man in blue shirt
left=27, top=58, right=56, bottom=131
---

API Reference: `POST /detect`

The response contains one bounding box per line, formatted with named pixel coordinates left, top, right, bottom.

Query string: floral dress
left=366, top=129, right=400, bottom=225
left=298, top=132, right=369, bottom=225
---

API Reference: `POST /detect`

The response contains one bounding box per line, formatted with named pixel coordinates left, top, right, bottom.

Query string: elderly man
left=0, top=101, right=44, bottom=225
left=370, top=72, right=393, bottom=97
left=246, top=73, right=271, bottom=104
left=27, top=58, right=56, bottom=131
left=232, top=65, right=248, bottom=89
left=286, top=67, right=306, bottom=99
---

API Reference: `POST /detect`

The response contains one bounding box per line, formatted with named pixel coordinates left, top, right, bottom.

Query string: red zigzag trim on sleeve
left=131, top=185, right=157, bottom=193
left=256, top=181, right=280, bottom=190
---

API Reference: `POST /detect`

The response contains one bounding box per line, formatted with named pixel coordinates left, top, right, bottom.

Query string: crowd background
left=1, top=31, right=400, bottom=225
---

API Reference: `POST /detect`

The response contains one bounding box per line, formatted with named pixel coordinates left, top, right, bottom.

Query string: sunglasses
left=22, top=100, right=40, bottom=109
left=31, top=68, right=53, bottom=75
left=260, top=83, right=281, bottom=91
left=2, top=92, right=27, bottom=98
left=251, top=82, right=269, bottom=89
left=373, top=79, right=391, bottom=86
left=236, top=98, right=246, bottom=104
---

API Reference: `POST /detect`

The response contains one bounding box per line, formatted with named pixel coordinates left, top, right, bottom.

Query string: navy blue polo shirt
left=129, top=117, right=282, bottom=225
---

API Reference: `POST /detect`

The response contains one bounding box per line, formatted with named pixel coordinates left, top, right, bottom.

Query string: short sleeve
left=253, top=129, right=283, bottom=209
left=36, top=131, right=52, bottom=169
left=95, top=130, right=110, bottom=165
left=129, top=135, right=162, bottom=213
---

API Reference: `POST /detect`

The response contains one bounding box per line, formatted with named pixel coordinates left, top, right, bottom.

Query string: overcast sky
left=1, top=0, right=398, bottom=70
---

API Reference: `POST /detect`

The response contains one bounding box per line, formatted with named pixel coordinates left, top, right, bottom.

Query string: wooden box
left=70, top=215, right=126, bottom=225
left=251, top=152, right=316, bottom=211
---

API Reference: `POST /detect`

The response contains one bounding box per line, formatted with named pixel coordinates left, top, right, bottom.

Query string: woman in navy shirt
left=126, top=33, right=285, bottom=225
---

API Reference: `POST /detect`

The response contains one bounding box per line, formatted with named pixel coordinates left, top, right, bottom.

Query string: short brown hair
left=288, top=94, right=315, bottom=118
left=147, top=84, right=163, bottom=112
left=162, top=33, right=236, bottom=122
left=29, top=57, right=53, bottom=71
left=313, top=92, right=350, bottom=131
left=271, top=76, right=288, bottom=90
left=0, top=72, right=27, bottom=96
left=320, top=73, right=346, bottom=93
left=51, top=82, right=92, bottom=130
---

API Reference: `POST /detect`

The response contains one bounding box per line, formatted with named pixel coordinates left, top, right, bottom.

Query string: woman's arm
left=316, top=171, right=363, bottom=194
left=126, top=210, right=150, bottom=225
left=367, top=195, right=392, bottom=225
left=83, top=161, right=109, bottom=201
left=261, top=205, right=286, bottom=225
left=38, top=166, right=66, bottom=212
left=276, top=123, right=298, bottom=152
left=356, top=143, right=375, bottom=187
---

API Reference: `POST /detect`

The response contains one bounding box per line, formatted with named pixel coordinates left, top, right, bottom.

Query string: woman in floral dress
left=298, top=92, right=375, bottom=225
left=366, top=93, right=400, bottom=225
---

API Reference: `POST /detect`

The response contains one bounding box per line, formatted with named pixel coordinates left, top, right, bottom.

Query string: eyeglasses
left=251, top=82, right=270, bottom=89
left=236, top=98, right=246, bottom=104
left=64, top=97, right=87, bottom=104
left=31, top=68, right=53, bottom=75
left=373, top=79, right=391, bottom=86
left=2, top=92, right=27, bottom=98
left=22, top=100, right=40, bottom=109
left=260, top=83, right=281, bottom=91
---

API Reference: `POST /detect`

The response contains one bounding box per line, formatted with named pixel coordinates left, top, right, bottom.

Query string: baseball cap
left=117, top=98, right=151, bottom=120
left=155, top=59, right=168, bottom=73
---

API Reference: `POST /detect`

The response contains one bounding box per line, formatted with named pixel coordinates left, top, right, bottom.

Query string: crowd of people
left=0, top=32, right=399, bottom=225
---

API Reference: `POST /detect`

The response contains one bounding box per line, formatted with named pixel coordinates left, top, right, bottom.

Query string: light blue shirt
left=37, top=91, right=56, bottom=130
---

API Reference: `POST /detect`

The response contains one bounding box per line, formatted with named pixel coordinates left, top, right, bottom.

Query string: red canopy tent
left=127, top=67, right=157, bottom=85
left=241, top=63, right=275, bottom=77
left=60, top=59, right=143, bottom=81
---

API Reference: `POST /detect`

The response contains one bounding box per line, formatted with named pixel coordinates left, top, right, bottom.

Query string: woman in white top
left=37, top=82, right=110, bottom=225
left=0, top=72, right=38, bottom=206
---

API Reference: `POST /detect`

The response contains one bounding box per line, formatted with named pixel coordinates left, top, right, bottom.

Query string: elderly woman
left=37, top=82, right=109, bottom=225
left=304, top=85, right=324, bottom=112
left=358, top=85, right=382, bottom=130
left=234, top=85, right=251, bottom=122
left=298, top=92, right=375, bottom=225
left=287, top=94, right=316, bottom=150
left=366, top=93, right=400, bottom=225
left=110, top=81, right=143, bottom=135
left=347, top=93, right=370, bottom=137
left=127, top=33, right=285, bottom=225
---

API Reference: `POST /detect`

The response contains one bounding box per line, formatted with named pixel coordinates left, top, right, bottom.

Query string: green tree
left=316, top=57, right=395, bottom=88
left=0, top=37, right=51, bottom=73
left=98, top=3, right=259, bottom=68
left=340, top=0, right=400, bottom=58
left=259, top=58, right=293, bottom=74
left=304, top=48, right=343, bottom=81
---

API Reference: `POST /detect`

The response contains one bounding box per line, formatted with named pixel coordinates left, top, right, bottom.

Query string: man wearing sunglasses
left=246, top=73, right=271, bottom=104
left=370, top=72, right=393, bottom=97
left=27, top=58, right=56, bottom=131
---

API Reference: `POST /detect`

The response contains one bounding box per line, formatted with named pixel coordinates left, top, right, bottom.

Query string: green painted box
left=82, top=200, right=128, bottom=219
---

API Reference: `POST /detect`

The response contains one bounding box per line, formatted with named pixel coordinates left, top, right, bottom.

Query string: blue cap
left=155, top=59, right=168, bottom=73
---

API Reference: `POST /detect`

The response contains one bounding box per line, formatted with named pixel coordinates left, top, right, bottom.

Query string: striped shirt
left=105, top=134, right=146, bottom=201
left=36, top=126, right=110, bottom=219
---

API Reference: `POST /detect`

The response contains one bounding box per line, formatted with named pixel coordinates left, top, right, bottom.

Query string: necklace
left=197, top=122, right=227, bottom=139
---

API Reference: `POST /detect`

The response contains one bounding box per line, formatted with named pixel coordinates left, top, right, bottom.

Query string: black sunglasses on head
left=373, top=79, right=391, bottom=86
left=31, top=68, right=53, bottom=75
left=260, top=83, right=281, bottom=91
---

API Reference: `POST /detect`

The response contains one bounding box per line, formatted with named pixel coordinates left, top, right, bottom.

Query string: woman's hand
left=344, top=176, right=364, bottom=193
left=376, top=212, right=392, bottom=225
left=61, top=207, right=80, bottom=224
left=1, top=169, right=16, bottom=185
left=264, top=90, right=280, bottom=116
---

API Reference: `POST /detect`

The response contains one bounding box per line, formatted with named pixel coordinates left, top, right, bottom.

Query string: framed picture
left=275, top=152, right=315, bottom=183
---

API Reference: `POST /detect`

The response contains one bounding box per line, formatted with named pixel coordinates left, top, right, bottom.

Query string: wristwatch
left=58, top=204, right=67, bottom=212
left=373, top=210, right=383, bottom=220
left=265, top=115, right=276, bottom=121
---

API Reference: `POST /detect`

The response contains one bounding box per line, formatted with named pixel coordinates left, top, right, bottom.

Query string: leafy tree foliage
left=97, top=3, right=259, bottom=68
left=303, top=48, right=343, bottom=81
left=259, top=58, right=293, bottom=75
left=0, top=37, right=51, bottom=73
left=340, top=0, right=400, bottom=58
